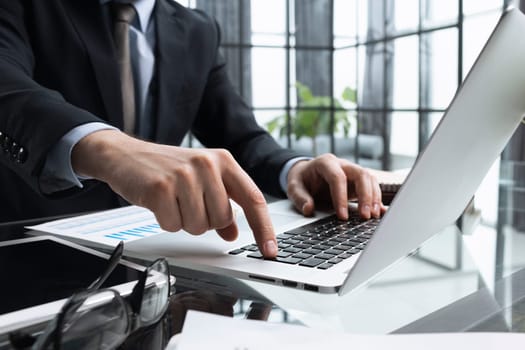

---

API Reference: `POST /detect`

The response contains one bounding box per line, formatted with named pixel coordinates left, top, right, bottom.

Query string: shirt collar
left=100, top=0, right=155, bottom=32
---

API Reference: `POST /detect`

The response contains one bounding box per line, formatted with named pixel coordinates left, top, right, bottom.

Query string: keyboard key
left=315, top=253, right=335, bottom=260
left=229, top=249, right=244, bottom=255
left=247, top=252, right=264, bottom=259
left=324, top=248, right=344, bottom=255
left=277, top=251, right=293, bottom=258
left=299, top=258, right=325, bottom=267
left=301, top=232, right=316, bottom=238
left=242, top=244, right=259, bottom=251
left=294, top=243, right=313, bottom=249
left=276, top=256, right=302, bottom=264
left=284, top=247, right=302, bottom=253
left=328, top=257, right=344, bottom=264
left=317, top=263, right=334, bottom=270
left=292, top=252, right=312, bottom=259
left=303, top=248, right=322, bottom=255
left=294, top=235, right=312, bottom=241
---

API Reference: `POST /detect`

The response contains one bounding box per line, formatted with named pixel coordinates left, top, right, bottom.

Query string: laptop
left=30, top=8, right=525, bottom=296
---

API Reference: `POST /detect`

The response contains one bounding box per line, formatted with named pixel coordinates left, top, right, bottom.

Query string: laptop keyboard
left=229, top=212, right=380, bottom=269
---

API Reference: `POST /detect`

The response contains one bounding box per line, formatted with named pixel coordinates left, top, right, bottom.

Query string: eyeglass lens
left=139, top=259, right=170, bottom=324
left=58, top=290, right=130, bottom=350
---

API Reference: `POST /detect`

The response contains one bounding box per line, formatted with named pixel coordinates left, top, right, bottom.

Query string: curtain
left=195, top=0, right=252, bottom=103
left=294, top=0, right=331, bottom=96
left=360, top=0, right=395, bottom=169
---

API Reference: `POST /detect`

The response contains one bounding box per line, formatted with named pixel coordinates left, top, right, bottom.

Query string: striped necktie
left=111, top=3, right=136, bottom=134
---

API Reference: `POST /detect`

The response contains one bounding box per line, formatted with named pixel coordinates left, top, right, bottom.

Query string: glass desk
left=1, top=158, right=525, bottom=349
left=168, top=158, right=525, bottom=337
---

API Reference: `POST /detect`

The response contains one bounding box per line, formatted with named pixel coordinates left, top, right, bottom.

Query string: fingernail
left=302, top=202, right=311, bottom=215
left=373, top=203, right=380, bottom=216
left=339, top=207, right=349, bottom=220
left=263, top=240, right=278, bottom=257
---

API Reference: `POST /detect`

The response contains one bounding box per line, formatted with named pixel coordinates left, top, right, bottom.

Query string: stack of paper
left=170, top=311, right=525, bottom=350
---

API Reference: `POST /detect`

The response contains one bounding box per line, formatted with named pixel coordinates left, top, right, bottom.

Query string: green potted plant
left=266, top=81, right=357, bottom=155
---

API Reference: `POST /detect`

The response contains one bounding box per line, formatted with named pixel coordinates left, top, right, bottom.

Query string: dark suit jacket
left=0, top=0, right=301, bottom=222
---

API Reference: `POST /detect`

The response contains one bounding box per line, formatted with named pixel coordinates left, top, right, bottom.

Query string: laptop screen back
left=341, top=8, right=525, bottom=295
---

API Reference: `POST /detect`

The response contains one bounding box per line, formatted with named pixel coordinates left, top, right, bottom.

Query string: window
left=178, top=0, right=514, bottom=170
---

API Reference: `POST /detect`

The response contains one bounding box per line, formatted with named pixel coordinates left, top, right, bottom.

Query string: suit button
left=2, top=136, right=10, bottom=154
left=10, top=142, right=19, bottom=161
left=16, top=147, right=27, bottom=164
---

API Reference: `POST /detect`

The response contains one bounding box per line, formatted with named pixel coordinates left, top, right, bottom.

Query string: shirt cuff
left=40, top=122, right=118, bottom=193
left=278, top=157, right=312, bottom=194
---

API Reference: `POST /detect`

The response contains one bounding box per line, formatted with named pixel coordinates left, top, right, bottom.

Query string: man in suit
left=0, top=0, right=384, bottom=257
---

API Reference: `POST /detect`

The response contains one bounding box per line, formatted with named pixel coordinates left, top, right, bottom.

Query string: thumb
left=288, top=181, right=315, bottom=217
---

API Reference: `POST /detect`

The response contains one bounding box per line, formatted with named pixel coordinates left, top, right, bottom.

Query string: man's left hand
left=286, top=154, right=386, bottom=220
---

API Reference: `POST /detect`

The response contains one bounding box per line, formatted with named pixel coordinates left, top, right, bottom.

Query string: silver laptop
left=31, top=8, right=525, bottom=296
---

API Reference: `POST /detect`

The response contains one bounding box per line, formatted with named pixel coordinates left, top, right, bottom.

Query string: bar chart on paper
left=27, top=206, right=167, bottom=247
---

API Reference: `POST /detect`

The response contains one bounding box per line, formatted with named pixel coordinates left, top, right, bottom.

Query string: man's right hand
left=71, top=129, right=278, bottom=257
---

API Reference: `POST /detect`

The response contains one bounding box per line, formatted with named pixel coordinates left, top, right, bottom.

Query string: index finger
left=223, top=164, right=277, bottom=258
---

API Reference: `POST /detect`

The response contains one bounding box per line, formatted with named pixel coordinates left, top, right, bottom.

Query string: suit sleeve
left=191, top=16, right=305, bottom=198
left=0, top=2, right=102, bottom=195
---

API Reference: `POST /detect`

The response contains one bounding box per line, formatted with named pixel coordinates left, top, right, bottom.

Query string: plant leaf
left=296, top=81, right=314, bottom=103
left=342, top=87, right=357, bottom=103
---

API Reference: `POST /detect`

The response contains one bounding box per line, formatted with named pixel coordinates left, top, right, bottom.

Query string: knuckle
left=317, top=153, right=337, bottom=165
left=214, top=149, right=236, bottom=167
left=176, top=164, right=194, bottom=182
left=145, top=174, right=173, bottom=198
left=247, top=186, right=266, bottom=206
left=190, top=152, right=215, bottom=170
left=258, top=223, right=274, bottom=237
left=138, top=174, right=175, bottom=206
left=321, top=153, right=337, bottom=161
left=350, top=165, right=366, bottom=180
left=215, top=148, right=233, bottom=161
left=361, top=168, right=375, bottom=182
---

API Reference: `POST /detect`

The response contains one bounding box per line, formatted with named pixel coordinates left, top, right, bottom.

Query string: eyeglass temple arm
left=127, top=266, right=147, bottom=315
left=87, top=241, right=124, bottom=290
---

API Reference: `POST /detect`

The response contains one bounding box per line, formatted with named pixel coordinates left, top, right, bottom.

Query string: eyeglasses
left=10, top=242, right=171, bottom=350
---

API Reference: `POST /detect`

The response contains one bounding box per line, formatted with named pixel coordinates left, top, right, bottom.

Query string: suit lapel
left=62, top=0, right=123, bottom=129
left=154, top=0, right=187, bottom=141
